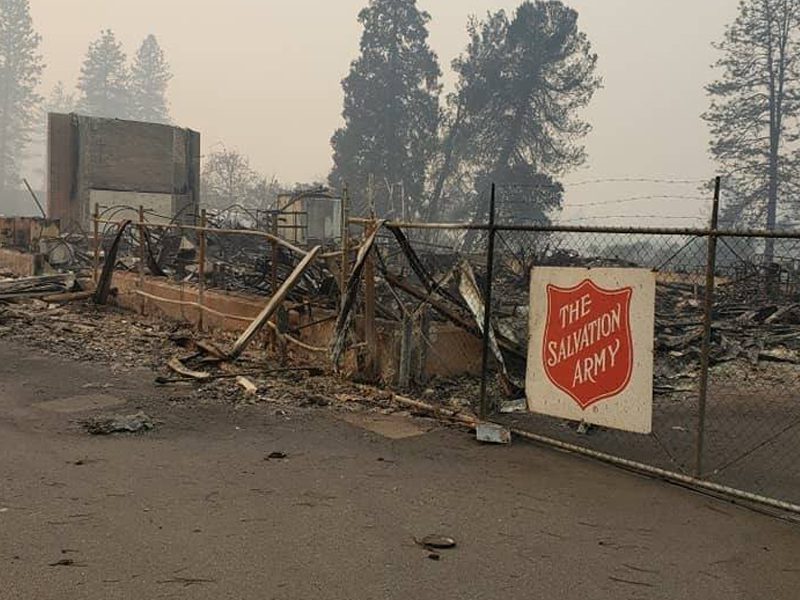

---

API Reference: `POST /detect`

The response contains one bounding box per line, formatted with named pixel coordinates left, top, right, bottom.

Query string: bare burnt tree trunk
left=427, top=103, right=462, bottom=222
left=763, top=0, right=791, bottom=264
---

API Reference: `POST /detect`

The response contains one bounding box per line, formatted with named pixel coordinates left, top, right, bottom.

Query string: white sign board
left=526, top=267, right=655, bottom=434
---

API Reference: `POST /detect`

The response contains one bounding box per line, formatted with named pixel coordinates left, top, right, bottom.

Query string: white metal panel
left=526, top=267, right=655, bottom=434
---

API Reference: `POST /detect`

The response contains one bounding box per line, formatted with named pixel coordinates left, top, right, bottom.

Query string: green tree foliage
left=436, top=1, right=600, bottom=223
left=130, top=34, right=172, bottom=124
left=330, top=0, right=441, bottom=217
left=703, top=0, right=800, bottom=251
left=77, top=29, right=133, bottom=119
left=0, top=0, right=43, bottom=191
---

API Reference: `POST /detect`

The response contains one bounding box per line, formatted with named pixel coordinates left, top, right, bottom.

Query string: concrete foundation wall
left=110, top=272, right=481, bottom=382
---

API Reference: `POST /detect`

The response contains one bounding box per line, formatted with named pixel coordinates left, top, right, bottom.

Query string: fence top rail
left=348, top=217, right=488, bottom=231
left=349, top=216, right=800, bottom=239
left=93, top=218, right=309, bottom=256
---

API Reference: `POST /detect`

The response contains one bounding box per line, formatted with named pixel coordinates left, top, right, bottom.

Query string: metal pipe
left=132, top=289, right=328, bottom=353
left=695, top=176, right=721, bottom=477
left=23, top=178, right=46, bottom=218
left=92, top=203, right=100, bottom=284
left=385, top=392, right=800, bottom=515
left=138, top=206, right=146, bottom=315
left=348, top=216, right=488, bottom=230
left=347, top=217, right=800, bottom=240
left=198, top=209, right=207, bottom=332
left=510, top=425, right=800, bottom=515
left=495, top=223, right=800, bottom=239
left=92, top=218, right=308, bottom=256
left=340, top=186, right=350, bottom=307
left=478, top=184, right=497, bottom=420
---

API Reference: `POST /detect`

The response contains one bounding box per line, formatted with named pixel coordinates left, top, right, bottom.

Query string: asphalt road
left=1, top=341, right=798, bottom=599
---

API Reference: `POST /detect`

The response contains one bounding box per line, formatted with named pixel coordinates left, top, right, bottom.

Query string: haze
left=31, top=0, right=739, bottom=224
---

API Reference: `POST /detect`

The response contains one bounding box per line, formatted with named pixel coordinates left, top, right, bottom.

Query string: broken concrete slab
left=476, top=422, right=511, bottom=445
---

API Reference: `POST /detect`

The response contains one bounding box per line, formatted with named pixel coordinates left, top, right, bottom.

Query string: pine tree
left=703, top=0, right=800, bottom=257
left=443, top=1, right=600, bottom=224
left=77, top=29, right=133, bottom=119
left=0, top=0, right=43, bottom=192
left=130, top=34, right=172, bottom=124
left=330, top=0, right=441, bottom=216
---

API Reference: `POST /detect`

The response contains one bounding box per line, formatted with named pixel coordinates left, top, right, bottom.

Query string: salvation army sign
left=543, top=280, right=633, bottom=409
left=527, top=267, right=655, bottom=434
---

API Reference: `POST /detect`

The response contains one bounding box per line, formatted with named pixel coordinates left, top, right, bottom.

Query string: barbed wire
left=498, top=194, right=709, bottom=209
left=565, top=194, right=709, bottom=208
left=566, top=177, right=710, bottom=187
left=555, top=214, right=709, bottom=224
left=494, top=177, right=710, bottom=191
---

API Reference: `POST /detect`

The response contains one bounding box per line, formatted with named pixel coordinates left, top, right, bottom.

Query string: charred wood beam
left=389, top=225, right=467, bottom=310
left=331, top=222, right=384, bottom=369
left=228, top=246, right=322, bottom=360
left=94, top=220, right=131, bottom=305
left=385, top=273, right=525, bottom=361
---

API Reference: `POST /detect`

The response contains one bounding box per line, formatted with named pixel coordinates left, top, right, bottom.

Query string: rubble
left=653, top=278, right=800, bottom=389
left=5, top=201, right=800, bottom=432
left=476, top=422, right=512, bottom=444
left=82, top=412, right=155, bottom=435
left=0, top=273, right=78, bottom=301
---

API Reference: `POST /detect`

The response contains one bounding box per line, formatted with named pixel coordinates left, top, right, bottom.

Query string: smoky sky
left=32, top=0, right=738, bottom=224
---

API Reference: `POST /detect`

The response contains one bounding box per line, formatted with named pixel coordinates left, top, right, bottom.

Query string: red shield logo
left=542, top=280, right=634, bottom=410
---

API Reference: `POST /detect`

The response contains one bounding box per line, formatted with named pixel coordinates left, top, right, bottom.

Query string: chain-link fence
left=486, top=227, right=707, bottom=474
left=329, top=198, right=800, bottom=511
left=472, top=212, right=800, bottom=510
left=86, top=192, right=800, bottom=512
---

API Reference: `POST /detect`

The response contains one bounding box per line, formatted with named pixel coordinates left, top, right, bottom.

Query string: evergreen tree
left=703, top=0, right=800, bottom=257
left=0, top=0, right=43, bottom=192
left=130, top=34, right=172, bottom=124
left=330, top=0, right=441, bottom=216
left=77, top=29, right=133, bottom=119
left=439, top=1, right=600, bottom=223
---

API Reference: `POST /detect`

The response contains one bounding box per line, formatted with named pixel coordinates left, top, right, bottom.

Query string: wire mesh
left=89, top=198, right=800, bottom=508
left=701, top=235, right=800, bottom=502
left=486, top=228, right=707, bottom=474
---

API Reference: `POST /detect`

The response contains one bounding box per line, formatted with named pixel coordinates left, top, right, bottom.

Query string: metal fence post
left=364, top=219, right=378, bottom=379
left=198, top=209, right=207, bottom=332
left=271, top=210, right=279, bottom=295
left=340, top=186, right=350, bottom=308
left=695, top=176, right=721, bottom=477
left=479, top=183, right=497, bottom=420
left=138, top=205, right=146, bottom=315
left=92, top=203, right=100, bottom=284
